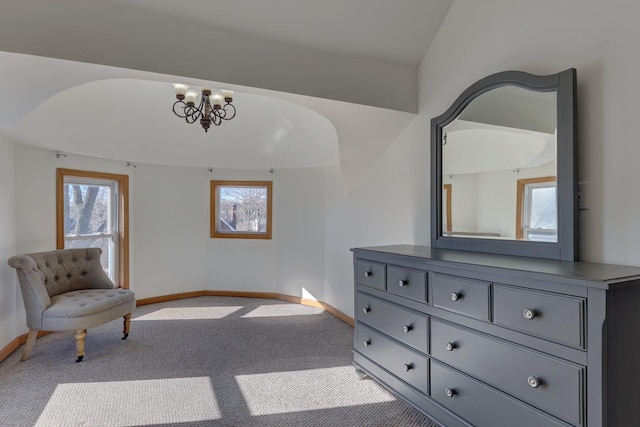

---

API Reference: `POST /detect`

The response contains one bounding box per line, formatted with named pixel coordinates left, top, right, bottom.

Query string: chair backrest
left=10, top=248, right=114, bottom=297
left=7, top=248, right=115, bottom=329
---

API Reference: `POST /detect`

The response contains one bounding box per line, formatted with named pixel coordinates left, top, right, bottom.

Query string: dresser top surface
left=353, top=245, right=640, bottom=286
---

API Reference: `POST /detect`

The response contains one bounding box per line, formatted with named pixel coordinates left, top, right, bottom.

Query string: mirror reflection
left=441, top=86, right=557, bottom=242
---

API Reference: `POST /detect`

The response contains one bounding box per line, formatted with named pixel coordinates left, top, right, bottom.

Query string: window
left=516, top=176, right=557, bottom=242
left=57, top=169, right=129, bottom=288
left=210, top=181, right=272, bottom=239
left=443, top=184, right=452, bottom=233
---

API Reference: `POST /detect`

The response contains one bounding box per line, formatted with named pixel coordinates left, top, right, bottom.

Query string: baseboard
left=136, top=290, right=354, bottom=326
left=0, top=330, right=52, bottom=362
left=0, top=337, right=20, bottom=362
left=1, top=290, right=354, bottom=363
left=135, top=291, right=208, bottom=306
left=207, top=290, right=280, bottom=300
left=276, top=293, right=355, bottom=327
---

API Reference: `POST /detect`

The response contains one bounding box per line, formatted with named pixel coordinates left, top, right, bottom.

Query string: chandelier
left=172, top=84, right=236, bottom=132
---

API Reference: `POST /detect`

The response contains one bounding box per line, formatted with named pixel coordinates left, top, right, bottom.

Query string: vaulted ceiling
left=0, top=0, right=453, bottom=177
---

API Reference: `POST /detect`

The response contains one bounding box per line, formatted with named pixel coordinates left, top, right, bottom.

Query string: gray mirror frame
left=431, top=69, right=577, bottom=261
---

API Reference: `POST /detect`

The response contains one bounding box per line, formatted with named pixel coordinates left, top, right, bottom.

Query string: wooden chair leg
left=122, top=313, right=131, bottom=340
left=74, top=329, right=87, bottom=363
left=21, top=329, right=38, bottom=361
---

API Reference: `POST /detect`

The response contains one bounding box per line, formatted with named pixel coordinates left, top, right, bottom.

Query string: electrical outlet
left=578, top=182, right=590, bottom=210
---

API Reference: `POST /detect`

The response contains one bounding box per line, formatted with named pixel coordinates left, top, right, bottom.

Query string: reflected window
left=443, top=184, right=452, bottom=233
left=517, top=177, right=557, bottom=241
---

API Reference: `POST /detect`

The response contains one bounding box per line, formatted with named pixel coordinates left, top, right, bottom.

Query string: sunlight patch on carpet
left=241, top=304, right=324, bottom=318
left=133, top=306, right=244, bottom=321
left=235, top=365, right=396, bottom=415
left=35, top=377, right=220, bottom=426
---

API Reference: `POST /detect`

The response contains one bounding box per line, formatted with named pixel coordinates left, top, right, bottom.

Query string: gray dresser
left=352, top=245, right=640, bottom=427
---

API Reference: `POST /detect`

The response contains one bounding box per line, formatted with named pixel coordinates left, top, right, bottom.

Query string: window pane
left=63, top=184, right=113, bottom=235
left=211, top=180, right=272, bottom=239
left=528, top=186, right=556, bottom=229
left=64, top=236, right=116, bottom=281
left=218, top=186, right=268, bottom=233
left=525, top=229, right=557, bottom=242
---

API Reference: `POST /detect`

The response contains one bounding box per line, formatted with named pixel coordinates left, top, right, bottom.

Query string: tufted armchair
left=7, top=248, right=136, bottom=362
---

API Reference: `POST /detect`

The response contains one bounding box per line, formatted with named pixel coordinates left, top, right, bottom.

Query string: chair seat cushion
left=42, top=289, right=136, bottom=331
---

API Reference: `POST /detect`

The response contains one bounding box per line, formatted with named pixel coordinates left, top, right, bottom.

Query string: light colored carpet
left=0, top=296, right=440, bottom=426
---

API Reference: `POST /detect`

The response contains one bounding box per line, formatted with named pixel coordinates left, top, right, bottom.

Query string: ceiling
left=19, top=78, right=340, bottom=170
left=100, top=0, right=450, bottom=66
left=0, top=0, right=453, bottom=178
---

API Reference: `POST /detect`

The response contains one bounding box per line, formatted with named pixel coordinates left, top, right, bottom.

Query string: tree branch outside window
left=210, top=181, right=272, bottom=239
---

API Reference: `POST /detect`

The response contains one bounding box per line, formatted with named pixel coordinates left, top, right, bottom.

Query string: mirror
left=442, top=87, right=557, bottom=241
left=431, top=69, right=577, bottom=261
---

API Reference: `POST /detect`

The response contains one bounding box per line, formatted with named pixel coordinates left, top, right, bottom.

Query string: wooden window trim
left=443, top=183, right=452, bottom=232
left=210, top=180, right=273, bottom=239
left=56, top=168, right=130, bottom=289
left=515, top=176, right=556, bottom=240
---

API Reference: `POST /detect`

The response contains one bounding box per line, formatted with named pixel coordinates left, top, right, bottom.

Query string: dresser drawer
left=356, top=260, right=386, bottom=290
left=431, top=362, right=570, bottom=427
left=493, top=285, right=585, bottom=349
left=356, top=292, right=429, bottom=354
left=432, top=273, right=490, bottom=321
left=387, top=266, right=428, bottom=303
left=431, top=320, right=584, bottom=426
left=356, top=324, right=429, bottom=394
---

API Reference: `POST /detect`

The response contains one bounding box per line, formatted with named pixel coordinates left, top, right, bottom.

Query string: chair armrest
left=8, top=254, right=37, bottom=273
left=8, top=255, right=52, bottom=328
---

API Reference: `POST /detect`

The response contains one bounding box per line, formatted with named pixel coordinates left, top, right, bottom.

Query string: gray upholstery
left=7, top=248, right=136, bottom=361
left=45, top=288, right=134, bottom=330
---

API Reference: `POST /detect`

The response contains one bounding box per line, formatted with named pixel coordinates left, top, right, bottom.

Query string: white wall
left=6, top=0, right=640, bottom=348
left=476, top=162, right=555, bottom=238
left=11, top=145, right=330, bottom=300
left=205, top=169, right=278, bottom=293
left=274, top=167, right=326, bottom=301
left=132, top=163, right=208, bottom=299
left=320, top=0, right=640, bottom=319
left=206, top=167, right=327, bottom=299
left=443, top=173, right=478, bottom=233
left=14, top=145, right=132, bottom=253
left=323, top=117, right=430, bottom=316
left=0, top=136, right=17, bottom=349
left=420, top=0, right=640, bottom=265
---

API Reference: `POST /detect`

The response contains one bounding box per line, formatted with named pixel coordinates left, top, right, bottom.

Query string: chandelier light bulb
left=211, top=93, right=224, bottom=107
left=173, top=83, right=189, bottom=97
left=184, top=90, right=199, bottom=104
left=221, top=90, right=234, bottom=101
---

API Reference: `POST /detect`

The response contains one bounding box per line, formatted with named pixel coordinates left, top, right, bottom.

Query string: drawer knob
left=527, top=376, right=541, bottom=388
left=364, top=271, right=372, bottom=278
left=398, top=279, right=408, bottom=288
left=445, top=388, right=456, bottom=398
left=445, top=342, right=457, bottom=351
left=363, top=339, right=371, bottom=348
left=363, top=307, right=371, bottom=314
left=450, top=292, right=462, bottom=301
left=403, top=325, right=413, bottom=333
left=403, top=363, right=413, bottom=372
left=523, top=309, right=537, bottom=320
